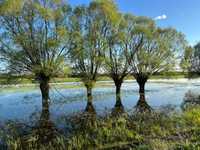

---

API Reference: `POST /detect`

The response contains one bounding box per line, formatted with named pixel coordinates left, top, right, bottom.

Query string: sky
left=68, top=0, right=200, bottom=46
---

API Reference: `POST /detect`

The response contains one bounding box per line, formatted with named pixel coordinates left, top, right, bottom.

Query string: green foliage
left=180, top=46, right=193, bottom=72
left=131, top=27, right=186, bottom=78
left=91, top=0, right=120, bottom=25
left=69, top=1, right=119, bottom=87
left=67, top=116, right=142, bottom=149
left=182, top=107, right=200, bottom=126
left=188, top=42, right=200, bottom=74
left=0, top=0, right=189, bottom=86
left=104, top=13, right=130, bottom=83
left=0, top=0, right=71, bottom=81
left=34, top=3, right=54, bottom=20
left=0, top=0, right=24, bottom=15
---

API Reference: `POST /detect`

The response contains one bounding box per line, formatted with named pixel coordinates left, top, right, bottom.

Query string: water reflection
left=85, top=101, right=96, bottom=113
left=1, top=82, right=200, bottom=123
left=23, top=99, right=57, bottom=146
left=85, top=90, right=96, bottom=113
left=181, top=90, right=200, bottom=110
left=135, top=93, right=152, bottom=112
left=111, top=93, right=125, bottom=116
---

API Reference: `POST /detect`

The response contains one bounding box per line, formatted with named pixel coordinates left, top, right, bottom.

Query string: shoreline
left=1, top=78, right=200, bottom=88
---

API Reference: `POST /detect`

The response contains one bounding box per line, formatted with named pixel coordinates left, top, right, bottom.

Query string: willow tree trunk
left=40, top=95, right=50, bottom=122
left=135, top=75, right=151, bottom=112
left=37, top=77, right=57, bottom=144
left=85, top=86, right=95, bottom=113
left=110, top=79, right=125, bottom=116
left=138, top=81, right=146, bottom=104
left=39, top=77, right=50, bottom=108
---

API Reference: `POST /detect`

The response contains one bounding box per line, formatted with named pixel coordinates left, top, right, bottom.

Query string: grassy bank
left=0, top=72, right=192, bottom=85
left=1, top=106, right=200, bottom=149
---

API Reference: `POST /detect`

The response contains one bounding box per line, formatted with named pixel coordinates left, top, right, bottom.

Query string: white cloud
left=154, top=14, right=167, bottom=20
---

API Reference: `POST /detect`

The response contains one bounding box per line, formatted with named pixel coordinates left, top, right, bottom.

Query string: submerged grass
left=1, top=107, right=200, bottom=149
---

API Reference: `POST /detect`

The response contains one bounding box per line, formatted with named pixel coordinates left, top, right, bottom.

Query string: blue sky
left=68, top=0, right=200, bottom=46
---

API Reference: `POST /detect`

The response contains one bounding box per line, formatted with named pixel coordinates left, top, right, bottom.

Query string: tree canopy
left=129, top=25, right=186, bottom=78
left=189, top=42, right=200, bottom=74
left=0, top=0, right=71, bottom=80
left=69, top=0, right=119, bottom=88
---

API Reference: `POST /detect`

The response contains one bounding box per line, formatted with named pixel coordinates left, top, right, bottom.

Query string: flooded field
left=0, top=80, right=200, bottom=127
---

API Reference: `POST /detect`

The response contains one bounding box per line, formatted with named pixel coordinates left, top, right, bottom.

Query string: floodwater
left=0, top=80, right=200, bottom=127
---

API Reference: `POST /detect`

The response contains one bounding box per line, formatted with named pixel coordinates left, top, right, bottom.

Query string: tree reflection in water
left=111, top=93, right=125, bottom=116
left=85, top=92, right=96, bottom=114
left=135, top=93, right=152, bottom=113
left=181, top=90, right=200, bottom=110
left=22, top=99, right=58, bottom=148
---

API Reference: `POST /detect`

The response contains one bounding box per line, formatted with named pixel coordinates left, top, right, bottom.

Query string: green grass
left=0, top=77, right=81, bottom=85
left=0, top=84, right=83, bottom=94
left=0, top=73, right=194, bottom=93
left=0, top=81, right=117, bottom=94
left=0, top=72, right=194, bottom=85
left=1, top=106, right=200, bottom=149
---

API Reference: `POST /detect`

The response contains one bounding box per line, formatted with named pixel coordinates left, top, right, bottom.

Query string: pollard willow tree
left=69, top=0, right=119, bottom=113
left=105, top=14, right=152, bottom=112
left=105, top=14, right=142, bottom=111
left=188, top=42, right=200, bottom=74
left=0, top=0, right=71, bottom=105
left=127, top=17, right=187, bottom=111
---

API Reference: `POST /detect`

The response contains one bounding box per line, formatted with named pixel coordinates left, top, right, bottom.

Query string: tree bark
left=135, top=74, right=148, bottom=95
left=139, top=82, right=145, bottom=94
left=40, top=97, right=50, bottom=122
left=33, top=76, right=57, bottom=145
left=85, top=86, right=96, bottom=113
left=39, top=77, right=50, bottom=107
